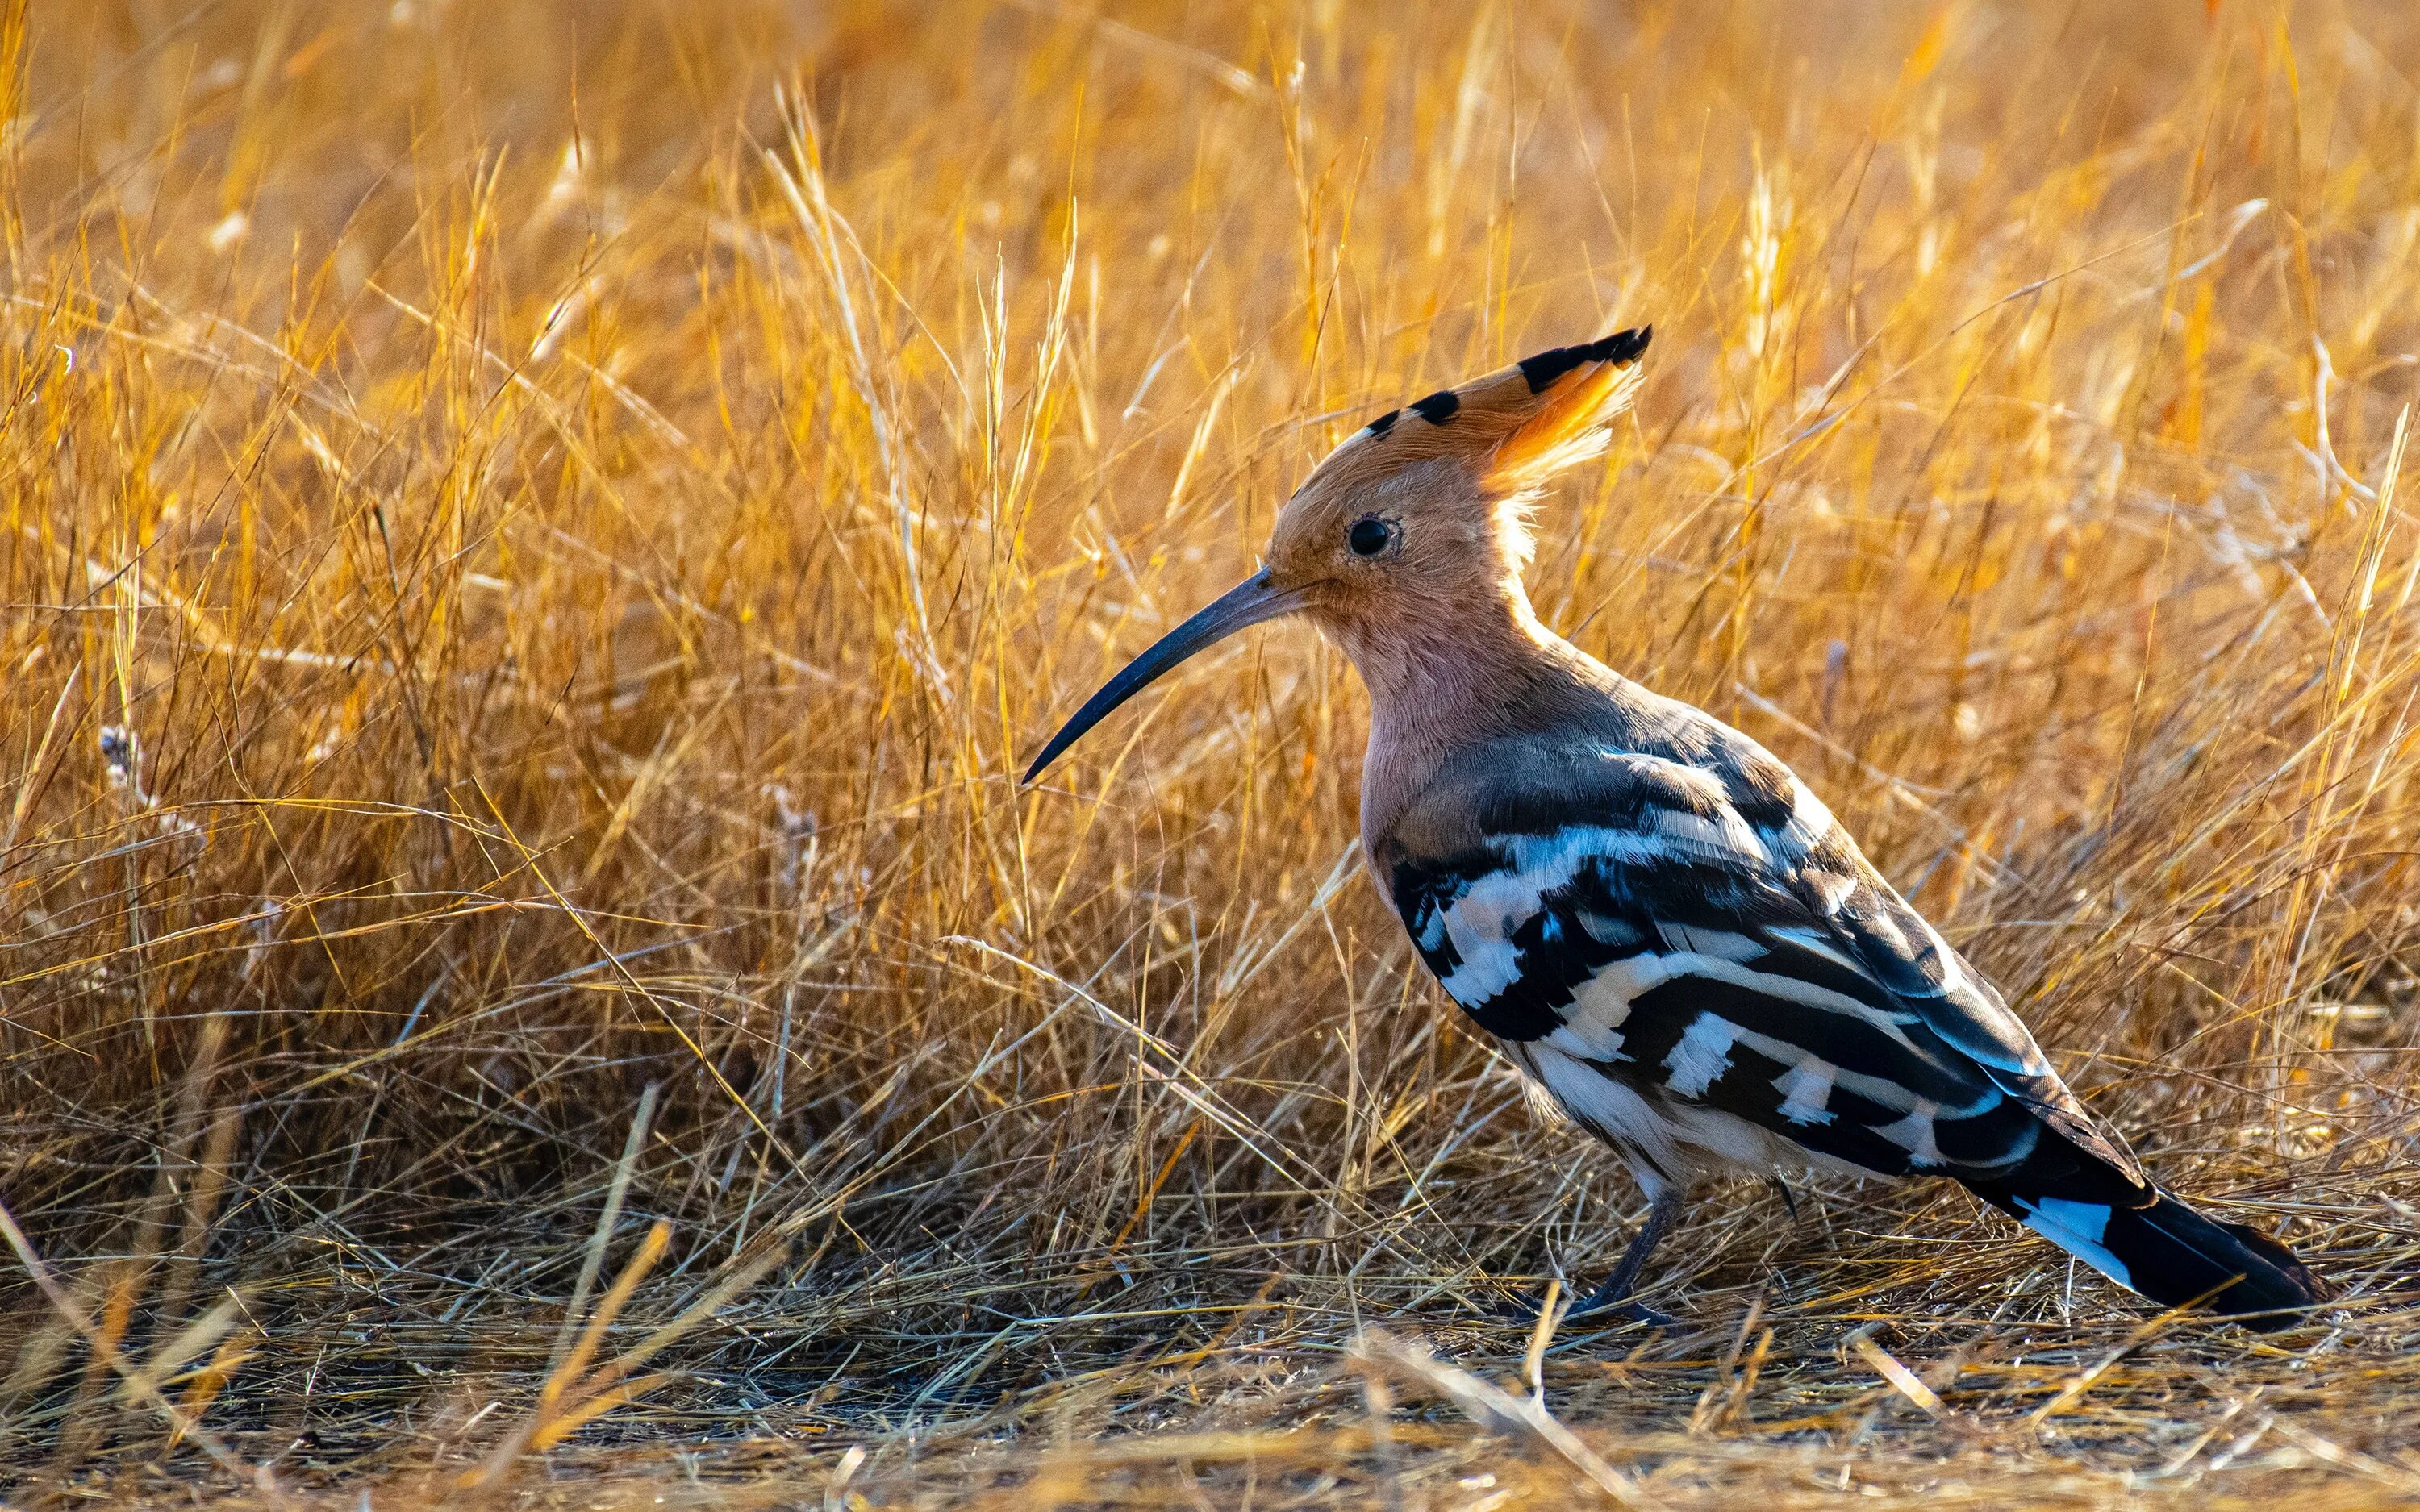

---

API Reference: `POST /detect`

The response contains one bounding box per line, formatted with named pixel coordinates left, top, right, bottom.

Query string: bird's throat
left=1341, top=587, right=1581, bottom=845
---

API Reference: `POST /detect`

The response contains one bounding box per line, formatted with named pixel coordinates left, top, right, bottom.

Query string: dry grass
left=5, top=0, right=2420, bottom=1505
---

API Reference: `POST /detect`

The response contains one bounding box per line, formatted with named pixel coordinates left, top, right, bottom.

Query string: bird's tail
left=1967, top=1165, right=2326, bottom=1330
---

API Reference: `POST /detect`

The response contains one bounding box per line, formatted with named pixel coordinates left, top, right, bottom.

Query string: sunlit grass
left=4, top=1, right=2420, bottom=1504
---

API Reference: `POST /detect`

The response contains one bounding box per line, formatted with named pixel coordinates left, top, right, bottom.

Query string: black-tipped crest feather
left=1516, top=325, right=1654, bottom=394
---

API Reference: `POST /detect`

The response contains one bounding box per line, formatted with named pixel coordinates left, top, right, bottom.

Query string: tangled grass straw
left=3, top=0, right=2420, bottom=1504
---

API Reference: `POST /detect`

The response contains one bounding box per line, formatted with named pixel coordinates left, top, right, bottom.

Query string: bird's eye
left=1347, top=517, right=1398, bottom=558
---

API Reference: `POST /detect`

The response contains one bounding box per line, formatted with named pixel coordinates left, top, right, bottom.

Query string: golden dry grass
left=5, top=0, right=2420, bottom=1505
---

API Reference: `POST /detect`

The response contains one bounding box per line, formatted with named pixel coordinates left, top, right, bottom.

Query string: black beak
left=1023, top=570, right=1308, bottom=785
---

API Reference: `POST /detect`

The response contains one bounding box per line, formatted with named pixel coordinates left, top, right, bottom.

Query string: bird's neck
left=1336, top=586, right=1595, bottom=845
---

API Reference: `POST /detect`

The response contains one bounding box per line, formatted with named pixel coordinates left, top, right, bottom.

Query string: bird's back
left=1366, top=647, right=2137, bottom=1192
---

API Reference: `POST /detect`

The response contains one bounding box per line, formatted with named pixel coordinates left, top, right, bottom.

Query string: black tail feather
left=1969, top=1176, right=2327, bottom=1331
left=2098, top=1189, right=2328, bottom=1327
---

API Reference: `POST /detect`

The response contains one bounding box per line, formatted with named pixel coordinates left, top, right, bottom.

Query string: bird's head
left=1024, top=327, right=1650, bottom=783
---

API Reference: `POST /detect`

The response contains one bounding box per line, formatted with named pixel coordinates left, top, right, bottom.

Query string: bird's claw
left=1491, top=1285, right=1675, bottom=1330
left=1567, top=1296, right=1677, bottom=1329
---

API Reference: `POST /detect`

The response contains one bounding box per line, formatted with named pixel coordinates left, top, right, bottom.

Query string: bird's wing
left=1374, top=735, right=2142, bottom=1186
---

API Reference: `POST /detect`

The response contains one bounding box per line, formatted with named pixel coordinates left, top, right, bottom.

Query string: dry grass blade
left=467, top=1220, right=794, bottom=1491
left=467, top=1221, right=673, bottom=1489
left=113, top=1290, right=247, bottom=1408
left=1843, top=1324, right=1946, bottom=1422
left=2025, top=1300, right=2205, bottom=1431
left=0, top=1198, right=278, bottom=1500
left=1349, top=1329, right=1663, bottom=1510
left=553, top=1081, right=661, bottom=1378
left=1524, top=1277, right=1563, bottom=1405
left=169, top=1322, right=260, bottom=1451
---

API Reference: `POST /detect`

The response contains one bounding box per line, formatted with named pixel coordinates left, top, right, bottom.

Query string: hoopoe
left=1026, top=329, right=2326, bottom=1329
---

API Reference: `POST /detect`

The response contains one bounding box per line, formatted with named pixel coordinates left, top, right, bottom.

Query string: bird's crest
left=1314, top=327, right=1651, bottom=498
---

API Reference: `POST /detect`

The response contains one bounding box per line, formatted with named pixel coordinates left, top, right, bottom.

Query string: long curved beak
left=1023, top=569, right=1308, bottom=785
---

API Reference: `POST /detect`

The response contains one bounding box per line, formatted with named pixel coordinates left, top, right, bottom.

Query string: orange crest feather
left=1300, top=327, right=1651, bottom=504
left=1483, top=329, right=1650, bottom=494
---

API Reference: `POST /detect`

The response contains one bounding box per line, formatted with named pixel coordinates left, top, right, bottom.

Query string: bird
left=1024, top=327, right=2327, bottom=1331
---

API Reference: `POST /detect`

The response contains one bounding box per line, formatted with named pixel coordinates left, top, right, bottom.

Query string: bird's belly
left=1508, top=1038, right=1883, bottom=1189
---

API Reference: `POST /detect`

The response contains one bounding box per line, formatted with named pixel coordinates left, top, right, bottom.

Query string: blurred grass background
left=4, top=0, right=2420, bottom=1504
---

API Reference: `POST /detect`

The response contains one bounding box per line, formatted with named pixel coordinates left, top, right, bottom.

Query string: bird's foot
left=1566, top=1293, right=1678, bottom=1329
left=1491, top=1281, right=1675, bottom=1330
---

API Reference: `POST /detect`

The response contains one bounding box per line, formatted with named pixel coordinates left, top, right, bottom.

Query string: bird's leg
left=1767, top=1176, right=1800, bottom=1222
left=1560, top=1184, right=1684, bottom=1326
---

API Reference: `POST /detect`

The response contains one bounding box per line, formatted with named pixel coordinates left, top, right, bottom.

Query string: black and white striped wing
left=1375, top=738, right=2138, bottom=1189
